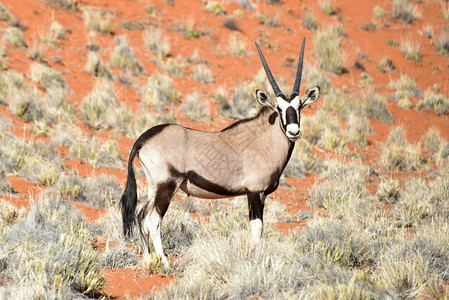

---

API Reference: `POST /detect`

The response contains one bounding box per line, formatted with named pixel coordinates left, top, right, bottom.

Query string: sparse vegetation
left=85, top=52, right=113, bottom=79
left=320, top=0, right=336, bottom=16
left=381, top=126, right=424, bottom=171
left=313, top=26, right=345, bottom=74
left=416, top=90, right=449, bottom=115
left=386, top=38, right=399, bottom=47
left=373, top=6, right=386, bottom=19
left=141, top=73, right=179, bottom=109
left=0, top=3, right=17, bottom=22
left=0, top=197, right=104, bottom=298
left=83, top=9, right=113, bottom=34
left=4, top=26, right=26, bottom=49
left=377, top=57, right=395, bottom=73
left=144, top=27, right=171, bottom=57
left=322, top=90, right=393, bottom=123
left=303, top=13, right=319, bottom=31
left=69, top=136, right=123, bottom=168
left=229, top=34, right=246, bottom=57
left=205, top=1, right=225, bottom=15
left=401, top=38, right=422, bottom=62
left=29, top=62, right=68, bottom=90
left=392, top=0, right=419, bottom=24
left=192, top=64, right=213, bottom=84
left=180, top=92, right=211, bottom=121
left=435, top=33, right=449, bottom=56
left=110, top=36, right=144, bottom=75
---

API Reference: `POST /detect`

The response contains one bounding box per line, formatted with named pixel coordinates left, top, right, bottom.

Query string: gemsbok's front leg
left=247, top=191, right=266, bottom=242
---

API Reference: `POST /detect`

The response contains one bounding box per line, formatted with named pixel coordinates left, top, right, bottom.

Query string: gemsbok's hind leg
left=139, top=180, right=181, bottom=267
left=247, top=191, right=266, bottom=242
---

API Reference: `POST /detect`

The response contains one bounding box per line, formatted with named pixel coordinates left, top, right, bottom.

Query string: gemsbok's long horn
left=291, top=37, right=306, bottom=98
left=255, top=42, right=283, bottom=97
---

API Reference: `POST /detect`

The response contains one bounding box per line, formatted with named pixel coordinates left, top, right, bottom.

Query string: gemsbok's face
left=255, top=38, right=320, bottom=142
left=256, top=87, right=320, bottom=142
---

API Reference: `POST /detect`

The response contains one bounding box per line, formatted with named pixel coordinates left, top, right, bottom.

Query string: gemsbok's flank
left=120, top=38, right=320, bottom=267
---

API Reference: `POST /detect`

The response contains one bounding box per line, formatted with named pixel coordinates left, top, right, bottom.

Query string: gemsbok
left=120, top=38, right=320, bottom=267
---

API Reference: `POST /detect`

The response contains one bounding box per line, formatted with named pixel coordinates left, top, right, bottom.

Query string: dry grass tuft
left=144, top=27, right=171, bottom=57
left=29, top=62, right=68, bottom=90
left=180, top=92, right=211, bottom=122
left=416, top=90, right=449, bottom=115
left=313, top=26, right=345, bottom=74
left=0, top=197, right=104, bottom=297
left=110, top=36, right=144, bottom=75
left=392, top=0, right=419, bottom=24
left=3, top=27, right=26, bottom=49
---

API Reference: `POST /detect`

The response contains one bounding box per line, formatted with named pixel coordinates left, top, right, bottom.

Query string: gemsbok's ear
left=256, top=89, right=276, bottom=109
left=301, top=86, right=320, bottom=107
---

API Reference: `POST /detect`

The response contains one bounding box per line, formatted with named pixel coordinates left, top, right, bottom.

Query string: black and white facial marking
left=256, top=87, right=320, bottom=142
left=277, top=95, right=301, bottom=141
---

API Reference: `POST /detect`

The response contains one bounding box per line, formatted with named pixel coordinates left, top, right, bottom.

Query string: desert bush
left=228, top=34, right=246, bottom=57
left=3, top=26, right=26, bottom=49
left=416, top=90, right=449, bottom=115
left=303, top=13, right=319, bottom=31
left=180, top=92, right=211, bottom=121
left=373, top=6, right=386, bottom=19
left=44, top=0, right=77, bottom=10
left=388, top=74, right=422, bottom=101
left=381, top=127, right=424, bottom=171
left=141, top=73, right=179, bottom=109
left=205, top=1, right=225, bottom=15
left=85, top=52, right=113, bottom=79
left=393, top=174, right=449, bottom=226
left=110, top=36, right=144, bottom=75
left=192, top=64, right=213, bottom=84
left=304, top=64, right=332, bottom=95
left=144, top=27, right=171, bottom=57
left=0, top=197, right=104, bottom=298
left=29, top=62, right=68, bottom=90
left=83, top=9, right=113, bottom=34
left=322, top=91, right=393, bottom=123
left=422, top=128, right=449, bottom=165
left=218, top=83, right=256, bottom=119
left=0, top=132, right=63, bottom=186
left=81, top=80, right=118, bottom=129
left=401, top=37, right=422, bottom=62
left=313, top=26, right=345, bottom=74
left=0, top=3, right=16, bottom=22
left=392, top=0, right=419, bottom=24
left=157, top=57, right=185, bottom=77
left=377, top=57, right=395, bottom=73
left=309, top=161, right=370, bottom=210
left=345, top=114, right=370, bottom=146
left=376, top=179, right=400, bottom=204
left=435, top=32, right=449, bottom=56
left=69, top=136, right=123, bottom=169
left=320, top=0, right=335, bottom=15
left=283, top=139, right=325, bottom=178
left=53, top=173, right=122, bottom=208
left=302, top=109, right=346, bottom=151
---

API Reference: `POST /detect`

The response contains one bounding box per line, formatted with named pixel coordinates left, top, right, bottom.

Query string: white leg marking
left=145, top=207, right=169, bottom=268
left=250, top=218, right=263, bottom=242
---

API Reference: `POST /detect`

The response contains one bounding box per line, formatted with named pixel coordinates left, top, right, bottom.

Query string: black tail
left=120, top=145, right=139, bottom=239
